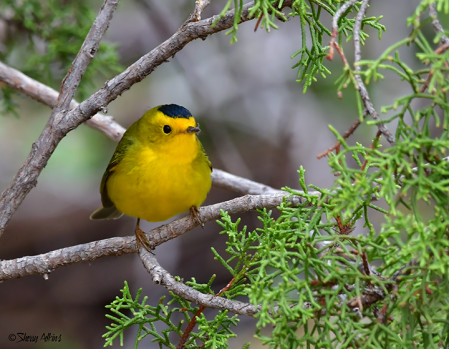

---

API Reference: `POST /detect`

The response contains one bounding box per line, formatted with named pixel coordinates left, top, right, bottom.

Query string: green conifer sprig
left=0, top=0, right=122, bottom=114
left=96, top=0, right=449, bottom=347
left=103, top=280, right=243, bottom=348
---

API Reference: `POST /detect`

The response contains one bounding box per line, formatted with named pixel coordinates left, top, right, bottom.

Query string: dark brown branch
left=0, top=0, right=120, bottom=236
left=354, top=130, right=382, bottom=183
left=177, top=304, right=207, bottom=349
left=0, top=0, right=295, bottom=237
left=0, top=193, right=306, bottom=281
left=176, top=277, right=236, bottom=348
left=254, top=14, right=264, bottom=32
left=317, top=119, right=361, bottom=159
left=418, top=43, right=449, bottom=93
left=390, top=258, right=419, bottom=282
left=434, top=42, right=449, bottom=55
left=361, top=251, right=371, bottom=276
left=347, top=258, right=420, bottom=311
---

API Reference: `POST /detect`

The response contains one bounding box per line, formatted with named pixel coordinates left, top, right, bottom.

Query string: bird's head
left=139, top=104, right=201, bottom=139
left=137, top=104, right=201, bottom=151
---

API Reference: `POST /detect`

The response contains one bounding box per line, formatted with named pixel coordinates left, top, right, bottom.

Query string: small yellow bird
left=90, top=104, right=212, bottom=250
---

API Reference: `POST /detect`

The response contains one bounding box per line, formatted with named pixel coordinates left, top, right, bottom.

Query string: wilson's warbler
left=90, top=104, right=212, bottom=250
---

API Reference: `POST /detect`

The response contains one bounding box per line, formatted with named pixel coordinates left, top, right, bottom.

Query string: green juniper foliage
left=216, top=0, right=385, bottom=92
left=0, top=0, right=121, bottom=114
left=104, top=280, right=241, bottom=349
left=104, top=0, right=449, bottom=347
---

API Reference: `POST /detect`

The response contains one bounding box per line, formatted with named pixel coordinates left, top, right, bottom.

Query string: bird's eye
left=163, top=125, right=171, bottom=134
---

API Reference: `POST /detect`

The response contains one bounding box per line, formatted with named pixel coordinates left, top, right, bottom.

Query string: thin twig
left=56, top=0, right=119, bottom=111
left=139, top=248, right=258, bottom=317
left=354, top=0, right=395, bottom=145
left=418, top=43, right=449, bottom=93
left=322, top=0, right=396, bottom=158
left=177, top=305, right=206, bottom=349
left=317, top=119, right=361, bottom=159
left=332, top=0, right=358, bottom=35
left=254, top=14, right=264, bottom=32
left=327, top=0, right=395, bottom=146
left=0, top=193, right=306, bottom=281
left=375, top=304, right=388, bottom=324
left=353, top=0, right=395, bottom=146
left=415, top=4, right=449, bottom=94
left=435, top=42, right=449, bottom=55
left=390, top=258, right=419, bottom=282
left=429, top=3, right=449, bottom=46
left=0, top=0, right=295, bottom=236
left=347, top=257, right=421, bottom=312
left=0, top=0, right=120, bottom=236
left=361, top=251, right=371, bottom=276
left=360, top=130, right=382, bottom=172
left=330, top=41, right=350, bottom=67
left=176, top=277, right=236, bottom=349
left=184, top=0, right=211, bottom=25
left=326, top=0, right=358, bottom=62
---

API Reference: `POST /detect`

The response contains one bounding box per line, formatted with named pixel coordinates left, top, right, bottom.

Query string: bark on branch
left=0, top=0, right=120, bottom=236
left=0, top=0, right=294, bottom=237
left=353, top=0, right=395, bottom=146
left=0, top=193, right=307, bottom=281
left=139, top=247, right=259, bottom=317
left=0, top=61, right=285, bottom=196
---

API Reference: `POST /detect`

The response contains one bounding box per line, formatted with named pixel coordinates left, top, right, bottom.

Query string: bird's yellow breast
left=106, top=134, right=211, bottom=222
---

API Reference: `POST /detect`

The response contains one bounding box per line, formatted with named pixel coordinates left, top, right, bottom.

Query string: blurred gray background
left=0, top=0, right=432, bottom=347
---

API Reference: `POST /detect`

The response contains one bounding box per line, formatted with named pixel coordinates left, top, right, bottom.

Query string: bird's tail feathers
left=90, top=206, right=124, bottom=220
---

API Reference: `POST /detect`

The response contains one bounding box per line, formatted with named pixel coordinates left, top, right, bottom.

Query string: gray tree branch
left=429, top=2, right=449, bottom=46
left=353, top=0, right=395, bottom=146
left=184, top=0, right=211, bottom=24
left=0, top=61, right=285, bottom=196
left=0, top=0, right=294, bottom=236
left=0, top=60, right=125, bottom=142
left=139, top=247, right=259, bottom=317
left=331, top=0, right=358, bottom=34
left=0, top=0, right=120, bottom=236
left=0, top=193, right=307, bottom=281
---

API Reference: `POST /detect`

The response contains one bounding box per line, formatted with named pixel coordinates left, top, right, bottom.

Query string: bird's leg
left=135, top=218, right=153, bottom=252
left=189, top=205, right=204, bottom=228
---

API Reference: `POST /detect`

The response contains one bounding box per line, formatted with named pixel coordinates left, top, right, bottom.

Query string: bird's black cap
left=158, top=104, right=192, bottom=119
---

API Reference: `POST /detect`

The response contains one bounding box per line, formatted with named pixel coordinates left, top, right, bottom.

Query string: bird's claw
left=135, top=219, right=154, bottom=253
left=190, top=206, right=204, bottom=229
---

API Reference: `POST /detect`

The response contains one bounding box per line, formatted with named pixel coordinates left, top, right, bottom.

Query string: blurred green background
left=0, top=0, right=434, bottom=347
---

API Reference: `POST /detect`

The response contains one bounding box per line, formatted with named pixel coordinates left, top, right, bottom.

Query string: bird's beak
left=185, top=126, right=201, bottom=134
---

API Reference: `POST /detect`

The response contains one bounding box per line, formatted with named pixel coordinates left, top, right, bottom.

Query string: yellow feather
left=91, top=104, right=212, bottom=223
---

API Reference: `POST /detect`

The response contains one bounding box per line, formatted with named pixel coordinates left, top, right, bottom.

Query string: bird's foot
left=135, top=219, right=154, bottom=253
left=190, top=206, right=204, bottom=229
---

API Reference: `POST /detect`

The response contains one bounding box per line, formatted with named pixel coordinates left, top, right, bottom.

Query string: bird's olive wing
left=198, top=141, right=212, bottom=172
left=100, top=135, right=134, bottom=208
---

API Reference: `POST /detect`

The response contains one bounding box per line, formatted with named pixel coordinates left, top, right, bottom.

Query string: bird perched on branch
left=90, top=104, right=212, bottom=251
